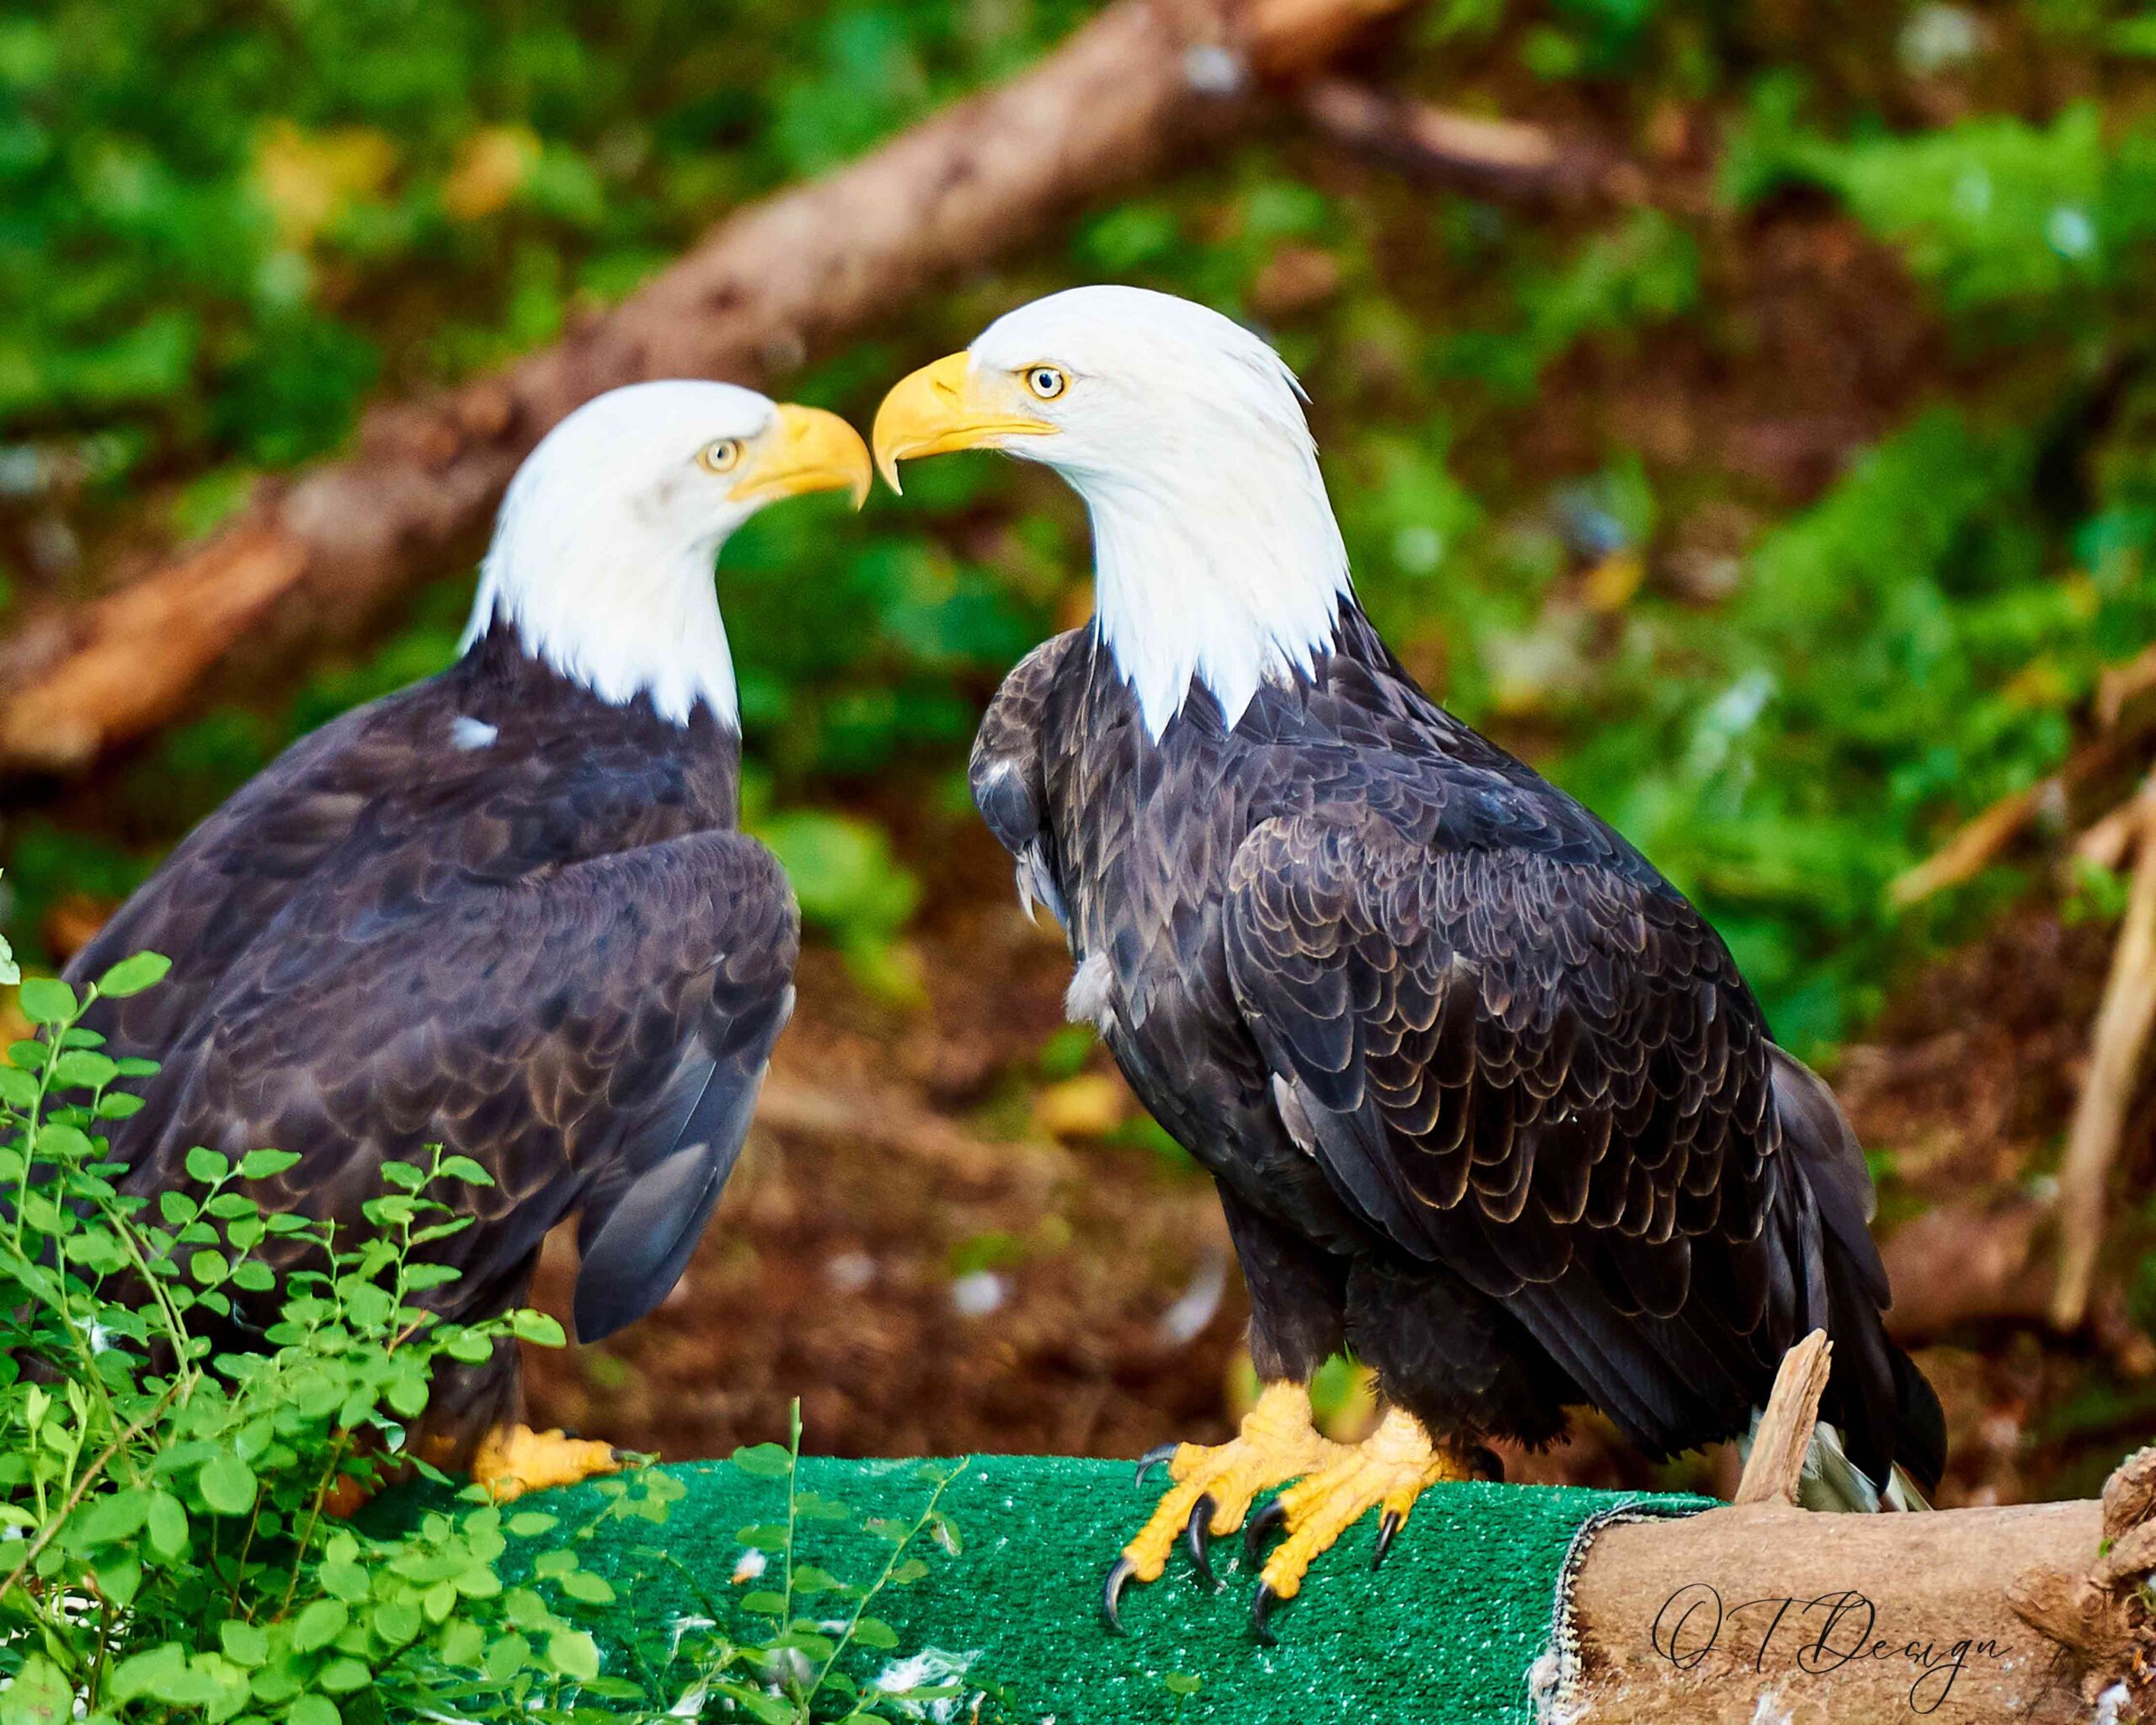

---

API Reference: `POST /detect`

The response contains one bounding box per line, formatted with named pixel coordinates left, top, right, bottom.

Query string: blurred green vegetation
left=7, top=0, right=2156, bottom=1051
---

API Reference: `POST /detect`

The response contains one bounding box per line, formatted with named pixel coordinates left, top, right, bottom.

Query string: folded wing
left=1220, top=810, right=1868, bottom=1466
left=109, top=829, right=798, bottom=1344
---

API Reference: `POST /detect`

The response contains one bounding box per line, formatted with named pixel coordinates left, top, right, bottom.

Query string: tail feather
left=1797, top=1418, right=1933, bottom=1513
left=1769, top=1044, right=1948, bottom=1508
left=1733, top=1414, right=1935, bottom=1511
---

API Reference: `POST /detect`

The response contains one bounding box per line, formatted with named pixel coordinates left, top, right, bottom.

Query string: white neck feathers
left=459, top=453, right=739, bottom=731
left=1079, top=427, right=1351, bottom=739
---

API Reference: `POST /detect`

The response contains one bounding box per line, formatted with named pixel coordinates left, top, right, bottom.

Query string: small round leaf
left=97, top=953, right=172, bottom=998
left=198, top=1451, right=257, bottom=1516
left=17, top=978, right=77, bottom=1026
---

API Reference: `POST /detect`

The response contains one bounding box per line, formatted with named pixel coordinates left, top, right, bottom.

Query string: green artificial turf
left=541, top=1455, right=1710, bottom=1722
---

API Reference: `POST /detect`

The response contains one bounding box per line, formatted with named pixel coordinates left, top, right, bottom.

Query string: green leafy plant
left=0, top=953, right=658, bottom=1719
left=1, top=950, right=996, bottom=1723
left=750, top=808, right=922, bottom=1002
left=703, top=1407, right=973, bottom=1722
left=521, top=1402, right=984, bottom=1722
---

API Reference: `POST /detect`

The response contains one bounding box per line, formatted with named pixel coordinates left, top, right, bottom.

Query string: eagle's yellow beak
left=730, top=403, right=873, bottom=510
left=871, top=353, right=1058, bottom=494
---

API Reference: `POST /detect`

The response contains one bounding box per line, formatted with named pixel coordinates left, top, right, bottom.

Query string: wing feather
left=1222, top=811, right=1795, bottom=1451
left=110, top=830, right=798, bottom=1343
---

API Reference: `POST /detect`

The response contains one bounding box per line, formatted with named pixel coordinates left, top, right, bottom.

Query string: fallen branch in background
left=1297, top=77, right=1621, bottom=204
left=0, top=0, right=1412, bottom=776
left=2052, top=774, right=2156, bottom=1329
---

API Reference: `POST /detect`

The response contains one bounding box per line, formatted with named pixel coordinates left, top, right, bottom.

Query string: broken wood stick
left=2052, top=774, right=2156, bottom=1329
left=0, top=0, right=1412, bottom=775
left=1732, top=1328, right=1832, bottom=1507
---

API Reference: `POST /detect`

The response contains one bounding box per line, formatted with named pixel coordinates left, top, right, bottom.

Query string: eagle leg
left=1104, top=1381, right=1336, bottom=1631
left=1242, top=1407, right=1479, bottom=1642
left=469, top=1424, right=624, bottom=1501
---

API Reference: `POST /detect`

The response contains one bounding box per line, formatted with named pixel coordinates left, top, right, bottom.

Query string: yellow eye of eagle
left=1024, top=366, right=1068, bottom=402
left=697, top=438, right=745, bottom=474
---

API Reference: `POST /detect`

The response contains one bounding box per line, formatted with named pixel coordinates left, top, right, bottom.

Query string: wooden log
left=0, top=0, right=1412, bottom=775
left=1565, top=1498, right=2095, bottom=1722
left=1560, top=1445, right=2156, bottom=1722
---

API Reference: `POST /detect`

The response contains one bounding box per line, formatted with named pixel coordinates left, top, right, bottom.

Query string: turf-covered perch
left=499, top=1451, right=2116, bottom=1723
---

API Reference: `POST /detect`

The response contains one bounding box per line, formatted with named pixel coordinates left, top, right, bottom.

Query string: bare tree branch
left=1298, top=77, right=1615, bottom=203
left=2053, top=776, right=2156, bottom=1328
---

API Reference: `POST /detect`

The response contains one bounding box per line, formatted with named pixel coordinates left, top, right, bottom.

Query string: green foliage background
left=7, top=0, right=2156, bottom=1049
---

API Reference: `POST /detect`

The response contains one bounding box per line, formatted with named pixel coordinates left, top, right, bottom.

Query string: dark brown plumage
left=974, top=603, right=1942, bottom=1496
left=67, top=621, right=798, bottom=1455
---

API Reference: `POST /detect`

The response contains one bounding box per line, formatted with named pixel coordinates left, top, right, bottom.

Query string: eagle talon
left=1103, top=1554, right=1139, bottom=1633
left=1185, top=1494, right=1219, bottom=1589
left=1244, top=1494, right=1289, bottom=1563
left=1247, top=1407, right=1468, bottom=1624
left=1110, top=1381, right=1335, bottom=1627
left=1371, top=1509, right=1403, bottom=1572
left=1251, top=1582, right=1283, bottom=1646
left=1134, top=1441, right=1180, bottom=1487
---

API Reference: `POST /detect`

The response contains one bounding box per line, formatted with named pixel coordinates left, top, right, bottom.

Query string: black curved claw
left=1251, top=1582, right=1283, bottom=1646
left=1243, top=1495, right=1289, bottom=1566
left=1134, top=1442, right=1179, bottom=1488
left=1371, top=1509, right=1403, bottom=1572
left=1102, top=1555, right=1138, bottom=1634
left=1184, top=1494, right=1219, bottom=1589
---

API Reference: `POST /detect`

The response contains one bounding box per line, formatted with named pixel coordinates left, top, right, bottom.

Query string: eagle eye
left=696, top=438, right=745, bottom=474
left=1023, top=366, right=1069, bottom=402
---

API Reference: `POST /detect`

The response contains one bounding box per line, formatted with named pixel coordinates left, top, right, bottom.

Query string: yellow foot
left=470, top=1424, right=623, bottom=1501
left=1104, top=1381, right=1337, bottom=1629
left=1246, top=1407, right=1477, bottom=1642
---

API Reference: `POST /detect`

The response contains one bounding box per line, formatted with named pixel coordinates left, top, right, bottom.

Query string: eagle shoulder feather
left=971, top=629, right=1086, bottom=931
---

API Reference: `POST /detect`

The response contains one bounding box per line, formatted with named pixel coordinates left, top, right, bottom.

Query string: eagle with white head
left=69, top=381, right=869, bottom=1496
left=875, top=287, right=1943, bottom=1635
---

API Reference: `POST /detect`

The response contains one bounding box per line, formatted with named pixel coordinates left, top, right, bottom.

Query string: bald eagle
left=875, top=287, right=1944, bottom=1634
left=67, top=382, right=870, bottom=1496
